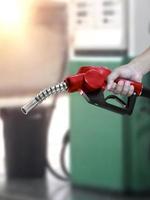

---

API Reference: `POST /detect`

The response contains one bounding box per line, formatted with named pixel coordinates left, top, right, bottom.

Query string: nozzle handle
left=115, top=78, right=143, bottom=96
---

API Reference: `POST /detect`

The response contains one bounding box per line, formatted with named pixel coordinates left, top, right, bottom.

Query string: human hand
left=107, top=64, right=143, bottom=96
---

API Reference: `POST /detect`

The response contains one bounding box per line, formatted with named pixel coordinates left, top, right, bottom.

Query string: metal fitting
left=21, top=81, right=68, bottom=115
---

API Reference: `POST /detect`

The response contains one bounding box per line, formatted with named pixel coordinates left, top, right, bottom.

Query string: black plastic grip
left=141, top=87, right=150, bottom=98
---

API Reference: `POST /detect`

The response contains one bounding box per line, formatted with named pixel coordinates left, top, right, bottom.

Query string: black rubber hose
left=46, top=159, right=69, bottom=182
left=46, top=130, right=70, bottom=181
left=141, top=87, right=150, bottom=98
left=60, top=130, right=70, bottom=177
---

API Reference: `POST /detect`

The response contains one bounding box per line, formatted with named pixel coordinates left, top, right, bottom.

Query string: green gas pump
left=69, top=57, right=150, bottom=192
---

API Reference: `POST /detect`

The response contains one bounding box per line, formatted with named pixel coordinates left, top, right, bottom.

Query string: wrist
left=129, top=59, right=147, bottom=76
left=130, top=57, right=150, bottom=75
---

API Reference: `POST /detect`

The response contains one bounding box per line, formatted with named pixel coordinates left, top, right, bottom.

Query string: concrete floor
left=0, top=171, right=150, bottom=200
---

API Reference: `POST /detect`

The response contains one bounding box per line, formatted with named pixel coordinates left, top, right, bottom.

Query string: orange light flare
left=0, top=0, right=34, bottom=37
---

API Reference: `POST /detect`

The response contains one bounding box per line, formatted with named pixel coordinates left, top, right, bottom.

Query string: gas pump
left=68, top=0, right=150, bottom=193
left=21, top=0, right=150, bottom=193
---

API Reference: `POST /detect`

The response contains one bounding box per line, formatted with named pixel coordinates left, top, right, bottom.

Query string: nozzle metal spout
left=21, top=81, right=68, bottom=115
left=21, top=99, right=39, bottom=115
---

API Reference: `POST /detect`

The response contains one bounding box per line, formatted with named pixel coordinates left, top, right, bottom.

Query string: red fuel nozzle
left=65, top=66, right=142, bottom=96
left=65, top=66, right=111, bottom=93
left=21, top=66, right=143, bottom=115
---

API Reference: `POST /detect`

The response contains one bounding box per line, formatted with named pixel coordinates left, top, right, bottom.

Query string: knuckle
left=118, top=80, right=124, bottom=86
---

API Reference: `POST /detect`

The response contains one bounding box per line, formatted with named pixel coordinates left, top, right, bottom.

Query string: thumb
left=107, top=70, right=120, bottom=90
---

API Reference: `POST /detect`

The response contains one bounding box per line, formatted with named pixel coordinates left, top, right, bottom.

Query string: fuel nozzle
left=21, top=66, right=143, bottom=115
left=21, top=66, right=109, bottom=115
left=21, top=81, right=68, bottom=115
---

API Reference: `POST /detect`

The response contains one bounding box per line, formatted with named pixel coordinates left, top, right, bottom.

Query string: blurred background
left=0, top=0, right=149, bottom=199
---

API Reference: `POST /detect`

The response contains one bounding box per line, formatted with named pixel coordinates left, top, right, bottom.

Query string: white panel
left=69, top=0, right=127, bottom=52
left=129, top=0, right=150, bottom=57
